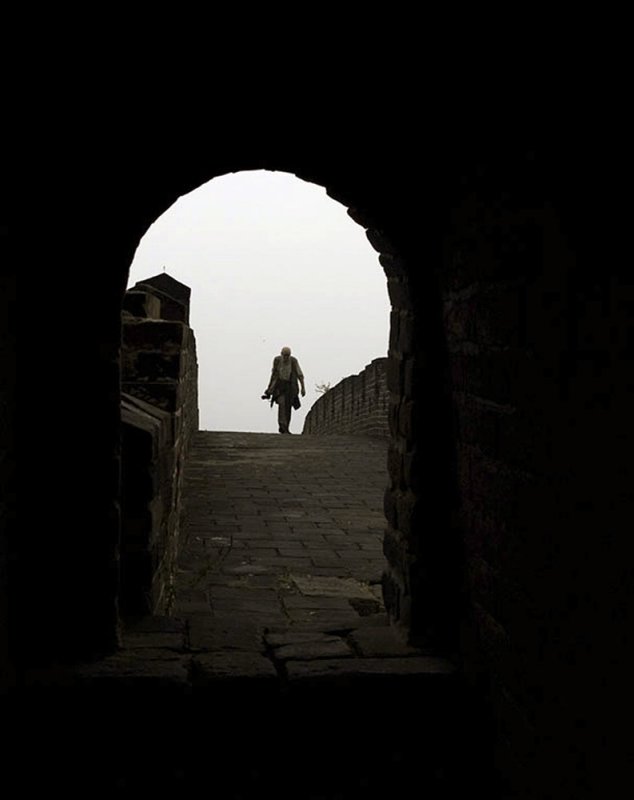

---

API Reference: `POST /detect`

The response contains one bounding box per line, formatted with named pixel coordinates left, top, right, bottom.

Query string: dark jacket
left=267, top=355, right=302, bottom=401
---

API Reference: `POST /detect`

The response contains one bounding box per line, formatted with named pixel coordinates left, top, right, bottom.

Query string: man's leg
left=277, top=395, right=289, bottom=433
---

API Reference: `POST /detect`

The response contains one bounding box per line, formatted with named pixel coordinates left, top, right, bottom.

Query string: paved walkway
left=173, top=431, right=390, bottom=662
left=164, top=431, right=456, bottom=677
left=101, top=431, right=456, bottom=688
left=122, top=432, right=474, bottom=794
left=23, top=433, right=496, bottom=796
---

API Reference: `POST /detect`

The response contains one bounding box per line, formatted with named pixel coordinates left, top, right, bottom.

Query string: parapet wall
left=302, top=358, right=389, bottom=439
left=119, top=275, right=198, bottom=615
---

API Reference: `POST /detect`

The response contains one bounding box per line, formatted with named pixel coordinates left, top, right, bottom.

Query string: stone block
left=348, top=626, right=432, bottom=658
left=285, top=655, right=457, bottom=685
left=382, top=525, right=412, bottom=572
left=402, top=356, right=419, bottom=399
left=284, top=608, right=364, bottom=627
left=395, top=491, right=420, bottom=538
left=389, top=309, right=400, bottom=351
left=378, top=252, right=409, bottom=279
left=134, top=281, right=189, bottom=323
left=387, top=277, right=413, bottom=311
left=398, top=311, right=416, bottom=354
left=122, top=381, right=180, bottom=412
left=191, top=652, right=279, bottom=684
left=274, top=640, right=354, bottom=662
left=125, top=351, right=183, bottom=382
left=381, top=568, right=403, bottom=623
left=398, top=399, right=416, bottom=440
left=122, top=290, right=161, bottom=319
left=122, top=319, right=186, bottom=351
left=383, top=488, right=398, bottom=527
left=187, top=621, right=263, bottom=653
left=264, top=631, right=343, bottom=648
left=385, top=357, right=402, bottom=394
left=282, top=594, right=353, bottom=611
left=366, top=228, right=399, bottom=256
left=385, top=444, right=402, bottom=490
left=135, top=274, right=191, bottom=309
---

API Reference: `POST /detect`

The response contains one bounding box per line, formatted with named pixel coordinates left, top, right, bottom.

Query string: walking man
left=263, top=346, right=306, bottom=433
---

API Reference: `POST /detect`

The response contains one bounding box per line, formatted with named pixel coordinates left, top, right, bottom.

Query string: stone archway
left=17, top=119, right=631, bottom=798
left=118, top=165, right=459, bottom=652
left=22, top=149, right=458, bottom=666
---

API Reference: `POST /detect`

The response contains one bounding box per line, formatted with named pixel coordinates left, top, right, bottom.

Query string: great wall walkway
left=24, top=432, right=495, bottom=796
left=168, top=430, right=441, bottom=674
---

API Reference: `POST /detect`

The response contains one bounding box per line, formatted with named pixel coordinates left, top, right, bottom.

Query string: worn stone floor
left=19, top=432, right=498, bottom=797
left=168, top=430, right=446, bottom=681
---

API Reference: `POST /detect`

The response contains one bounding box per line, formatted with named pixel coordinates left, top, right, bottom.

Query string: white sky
left=126, top=170, right=390, bottom=433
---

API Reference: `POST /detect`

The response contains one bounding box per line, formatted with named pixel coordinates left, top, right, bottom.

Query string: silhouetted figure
left=262, top=346, right=306, bottom=433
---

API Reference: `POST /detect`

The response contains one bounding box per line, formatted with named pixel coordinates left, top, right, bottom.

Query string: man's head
left=281, top=346, right=291, bottom=360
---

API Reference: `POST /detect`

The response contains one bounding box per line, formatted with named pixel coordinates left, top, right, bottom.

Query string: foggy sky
left=126, top=170, right=390, bottom=433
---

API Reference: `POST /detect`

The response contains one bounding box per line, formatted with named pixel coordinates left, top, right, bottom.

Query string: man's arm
left=295, top=359, right=306, bottom=396
left=265, top=358, right=279, bottom=396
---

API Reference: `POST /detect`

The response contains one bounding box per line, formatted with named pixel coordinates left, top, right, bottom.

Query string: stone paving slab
left=191, top=652, right=279, bottom=684
left=285, top=656, right=457, bottom=684
left=264, top=630, right=344, bottom=647
left=289, top=574, right=378, bottom=599
left=348, top=626, right=434, bottom=658
left=273, top=640, right=355, bottom=662
left=186, top=618, right=264, bottom=653
left=281, top=594, right=354, bottom=611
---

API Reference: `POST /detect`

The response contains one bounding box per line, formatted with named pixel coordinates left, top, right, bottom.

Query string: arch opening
left=119, top=170, right=414, bottom=642
left=26, top=154, right=457, bottom=671
left=125, top=169, right=390, bottom=434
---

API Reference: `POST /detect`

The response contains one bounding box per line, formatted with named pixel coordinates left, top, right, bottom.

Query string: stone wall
left=120, top=276, right=198, bottom=615
left=375, top=156, right=630, bottom=796
left=19, top=123, right=631, bottom=798
left=439, top=192, right=620, bottom=797
left=302, top=358, right=389, bottom=438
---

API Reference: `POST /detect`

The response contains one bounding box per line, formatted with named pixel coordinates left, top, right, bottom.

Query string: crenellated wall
left=302, top=358, right=389, bottom=439
left=119, top=275, right=199, bottom=616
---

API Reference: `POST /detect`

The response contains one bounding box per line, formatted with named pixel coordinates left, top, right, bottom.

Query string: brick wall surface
left=302, top=358, right=389, bottom=439
left=437, top=179, right=629, bottom=797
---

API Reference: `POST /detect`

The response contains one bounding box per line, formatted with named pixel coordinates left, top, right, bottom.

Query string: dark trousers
left=276, top=381, right=293, bottom=433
